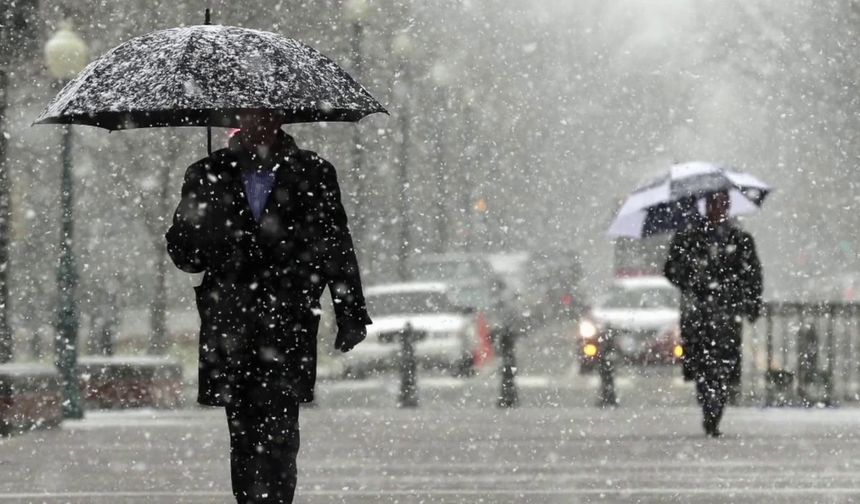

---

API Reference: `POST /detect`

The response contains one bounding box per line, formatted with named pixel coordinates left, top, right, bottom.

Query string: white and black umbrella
left=607, top=161, right=771, bottom=239
left=35, top=15, right=386, bottom=152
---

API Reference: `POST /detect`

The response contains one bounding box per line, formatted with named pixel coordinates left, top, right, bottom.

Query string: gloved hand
left=335, top=322, right=367, bottom=353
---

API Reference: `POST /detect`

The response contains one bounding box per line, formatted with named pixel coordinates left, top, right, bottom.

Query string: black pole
left=205, top=8, right=212, bottom=156
left=433, top=89, right=448, bottom=252
left=497, top=328, right=519, bottom=408
left=148, top=137, right=174, bottom=355
left=398, top=324, right=418, bottom=408
left=797, top=322, right=818, bottom=406
left=56, top=122, right=83, bottom=419
left=397, top=63, right=411, bottom=281
left=0, top=68, right=11, bottom=363
left=765, top=305, right=774, bottom=406
left=597, top=344, right=617, bottom=407
left=461, top=103, right=475, bottom=251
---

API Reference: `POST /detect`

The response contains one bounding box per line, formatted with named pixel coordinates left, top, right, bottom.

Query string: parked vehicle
left=577, top=276, right=682, bottom=373
left=408, top=252, right=512, bottom=333
left=341, top=282, right=480, bottom=377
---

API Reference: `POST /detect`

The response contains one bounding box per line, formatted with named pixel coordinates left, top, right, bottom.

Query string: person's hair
left=707, top=190, right=729, bottom=203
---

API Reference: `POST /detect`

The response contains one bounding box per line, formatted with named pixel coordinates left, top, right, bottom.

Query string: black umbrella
left=35, top=11, right=387, bottom=152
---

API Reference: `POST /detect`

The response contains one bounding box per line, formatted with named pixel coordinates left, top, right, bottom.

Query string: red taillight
left=561, top=294, right=574, bottom=306
left=474, top=311, right=494, bottom=367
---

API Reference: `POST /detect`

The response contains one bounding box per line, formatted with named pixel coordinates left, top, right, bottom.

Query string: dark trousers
left=225, top=384, right=300, bottom=504
left=696, top=374, right=727, bottom=426
left=687, top=311, right=742, bottom=429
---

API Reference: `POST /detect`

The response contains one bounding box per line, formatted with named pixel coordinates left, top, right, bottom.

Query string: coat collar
left=227, top=130, right=299, bottom=172
left=220, top=131, right=301, bottom=232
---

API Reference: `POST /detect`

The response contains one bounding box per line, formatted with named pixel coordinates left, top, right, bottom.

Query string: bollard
left=497, top=328, right=519, bottom=408
left=796, top=322, right=818, bottom=403
left=765, top=369, right=794, bottom=407
left=398, top=323, right=419, bottom=408
left=597, top=340, right=617, bottom=407
left=795, top=322, right=832, bottom=407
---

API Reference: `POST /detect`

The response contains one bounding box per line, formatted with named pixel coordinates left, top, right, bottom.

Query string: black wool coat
left=663, top=220, right=763, bottom=382
left=166, top=133, right=371, bottom=406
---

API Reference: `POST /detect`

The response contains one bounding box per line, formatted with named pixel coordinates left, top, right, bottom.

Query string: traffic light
left=474, top=197, right=487, bottom=213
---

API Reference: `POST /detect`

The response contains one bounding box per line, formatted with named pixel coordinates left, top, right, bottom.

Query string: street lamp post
left=0, top=61, right=11, bottom=363
left=343, top=0, right=369, bottom=248
left=460, top=91, right=477, bottom=250
left=392, top=32, right=413, bottom=280
left=45, top=22, right=88, bottom=419
left=430, top=61, right=452, bottom=253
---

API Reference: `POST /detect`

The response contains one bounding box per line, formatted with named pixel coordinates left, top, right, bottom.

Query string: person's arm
left=315, top=157, right=373, bottom=329
left=663, top=231, right=691, bottom=291
left=740, top=233, right=764, bottom=321
left=165, top=162, right=213, bottom=273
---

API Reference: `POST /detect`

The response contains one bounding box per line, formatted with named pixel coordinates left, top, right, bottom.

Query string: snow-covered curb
left=0, top=363, right=63, bottom=436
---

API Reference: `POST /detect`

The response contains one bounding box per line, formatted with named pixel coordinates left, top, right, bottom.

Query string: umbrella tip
left=204, top=8, right=211, bottom=25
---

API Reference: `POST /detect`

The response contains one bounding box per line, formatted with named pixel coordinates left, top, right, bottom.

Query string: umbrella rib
left=171, top=28, right=202, bottom=115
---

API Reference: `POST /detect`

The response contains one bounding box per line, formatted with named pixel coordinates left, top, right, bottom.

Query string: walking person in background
left=166, top=111, right=372, bottom=503
left=664, top=191, right=763, bottom=437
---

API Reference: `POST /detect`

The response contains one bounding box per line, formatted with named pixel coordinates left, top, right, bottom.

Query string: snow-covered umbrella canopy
left=607, top=161, right=772, bottom=239
left=34, top=24, right=387, bottom=130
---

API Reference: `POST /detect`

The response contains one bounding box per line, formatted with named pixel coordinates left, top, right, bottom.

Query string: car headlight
left=579, top=319, right=599, bottom=339
left=583, top=342, right=599, bottom=357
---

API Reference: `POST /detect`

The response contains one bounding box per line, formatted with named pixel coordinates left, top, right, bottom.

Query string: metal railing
left=745, top=301, right=860, bottom=407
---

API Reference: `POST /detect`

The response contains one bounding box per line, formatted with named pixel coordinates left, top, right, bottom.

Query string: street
left=2, top=363, right=860, bottom=504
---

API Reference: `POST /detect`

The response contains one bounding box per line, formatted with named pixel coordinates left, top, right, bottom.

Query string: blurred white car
left=577, top=276, right=682, bottom=372
left=341, top=282, right=480, bottom=377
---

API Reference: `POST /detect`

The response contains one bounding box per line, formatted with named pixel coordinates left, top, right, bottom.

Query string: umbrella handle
left=205, top=7, right=212, bottom=156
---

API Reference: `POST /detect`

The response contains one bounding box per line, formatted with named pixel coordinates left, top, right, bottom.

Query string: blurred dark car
left=576, top=276, right=682, bottom=373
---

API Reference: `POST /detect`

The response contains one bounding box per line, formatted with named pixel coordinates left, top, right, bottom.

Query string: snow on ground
left=4, top=405, right=860, bottom=503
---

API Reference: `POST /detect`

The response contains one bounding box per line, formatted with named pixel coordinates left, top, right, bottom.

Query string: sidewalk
left=2, top=405, right=860, bottom=503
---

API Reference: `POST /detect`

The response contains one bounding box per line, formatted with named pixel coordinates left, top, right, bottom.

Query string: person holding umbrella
left=36, top=17, right=386, bottom=503
left=608, top=162, right=768, bottom=436
left=663, top=190, right=763, bottom=437
left=165, top=109, right=372, bottom=501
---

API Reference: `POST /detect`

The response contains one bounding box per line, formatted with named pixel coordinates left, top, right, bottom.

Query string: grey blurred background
left=1, top=0, right=857, bottom=355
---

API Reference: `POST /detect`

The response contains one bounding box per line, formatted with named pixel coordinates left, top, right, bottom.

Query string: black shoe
left=596, top=397, right=619, bottom=408
left=703, top=418, right=722, bottom=437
